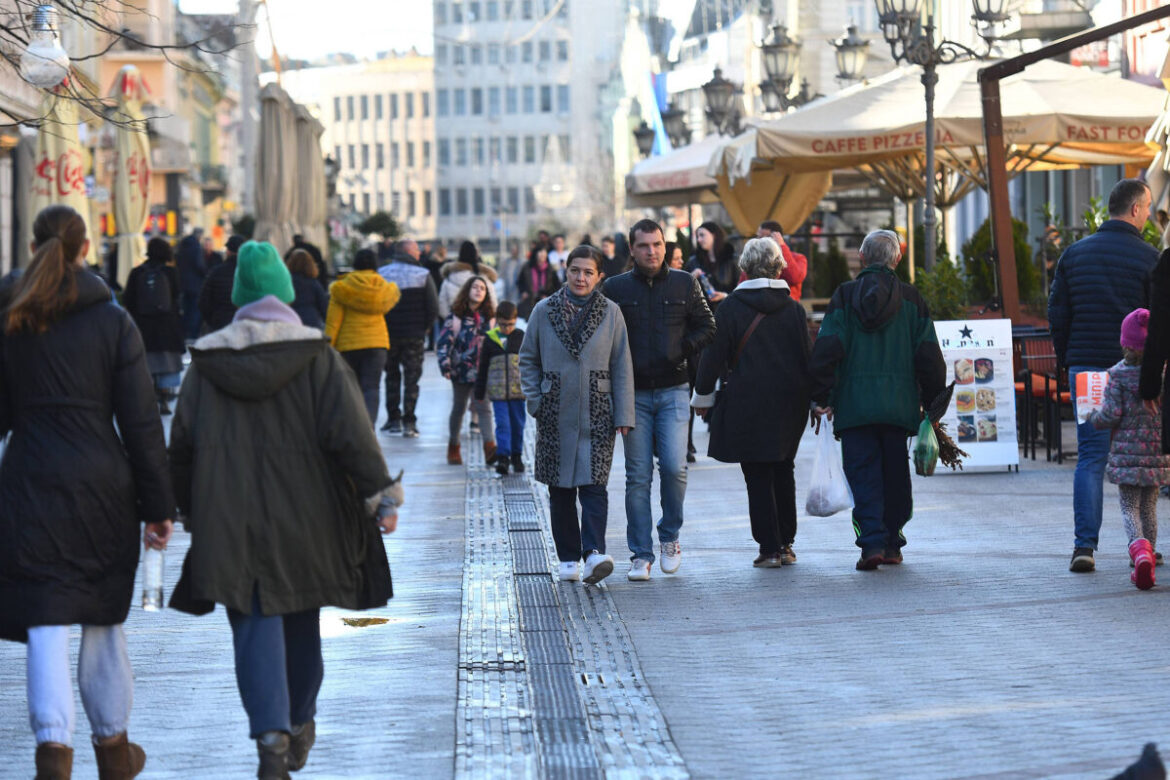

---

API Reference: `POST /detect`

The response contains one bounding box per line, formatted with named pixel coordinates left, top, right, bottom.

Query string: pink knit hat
left=1121, top=308, right=1150, bottom=351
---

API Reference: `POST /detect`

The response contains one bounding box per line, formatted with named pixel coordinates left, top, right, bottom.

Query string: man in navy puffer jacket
left=1048, top=178, right=1158, bottom=573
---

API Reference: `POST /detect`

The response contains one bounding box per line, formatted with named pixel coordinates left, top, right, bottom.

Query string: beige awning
left=625, top=134, right=728, bottom=208
left=109, top=65, right=152, bottom=288
left=31, top=88, right=96, bottom=265
left=712, top=58, right=1165, bottom=208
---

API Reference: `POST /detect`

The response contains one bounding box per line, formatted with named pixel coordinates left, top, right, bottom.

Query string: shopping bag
left=1074, top=371, right=1109, bottom=423
left=805, top=420, right=854, bottom=517
left=913, top=417, right=939, bottom=477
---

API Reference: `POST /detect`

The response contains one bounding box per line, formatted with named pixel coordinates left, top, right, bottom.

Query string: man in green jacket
left=810, top=229, right=945, bottom=570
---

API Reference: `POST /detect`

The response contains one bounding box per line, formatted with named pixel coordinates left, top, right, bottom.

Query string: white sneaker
left=660, top=541, right=681, bottom=574
left=627, top=559, right=651, bottom=581
left=558, top=561, right=580, bottom=581
left=582, top=552, right=614, bottom=585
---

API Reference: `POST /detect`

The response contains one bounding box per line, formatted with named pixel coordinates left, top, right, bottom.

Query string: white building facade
left=273, top=53, right=438, bottom=239
left=432, top=0, right=630, bottom=244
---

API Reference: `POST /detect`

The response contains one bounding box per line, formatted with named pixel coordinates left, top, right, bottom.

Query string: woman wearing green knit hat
left=169, top=238, right=402, bottom=777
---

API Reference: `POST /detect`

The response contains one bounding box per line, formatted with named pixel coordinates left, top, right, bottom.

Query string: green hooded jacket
left=809, top=264, right=946, bottom=434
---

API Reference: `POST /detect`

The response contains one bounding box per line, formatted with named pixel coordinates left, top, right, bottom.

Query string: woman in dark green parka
left=169, top=241, right=401, bottom=779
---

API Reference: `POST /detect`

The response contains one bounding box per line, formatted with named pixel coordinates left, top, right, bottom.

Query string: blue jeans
left=343, top=348, right=388, bottom=425
left=840, top=424, right=913, bottom=554
left=622, top=384, right=689, bottom=563
left=492, top=399, right=527, bottom=457
left=226, top=589, right=323, bottom=738
left=1070, top=366, right=1111, bottom=549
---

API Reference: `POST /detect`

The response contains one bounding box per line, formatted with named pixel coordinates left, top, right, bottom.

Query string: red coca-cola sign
left=56, top=149, right=85, bottom=197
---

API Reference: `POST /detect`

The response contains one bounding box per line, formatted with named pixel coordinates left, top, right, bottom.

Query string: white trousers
left=26, top=624, right=133, bottom=746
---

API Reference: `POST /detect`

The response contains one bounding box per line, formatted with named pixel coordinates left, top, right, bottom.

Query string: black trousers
left=548, top=484, right=608, bottom=562
left=740, top=460, right=797, bottom=555
left=839, top=424, right=912, bottom=555
left=383, top=337, right=425, bottom=423
left=342, top=347, right=388, bottom=426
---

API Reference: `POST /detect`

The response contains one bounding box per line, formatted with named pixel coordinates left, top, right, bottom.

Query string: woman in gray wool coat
left=519, top=245, right=635, bottom=585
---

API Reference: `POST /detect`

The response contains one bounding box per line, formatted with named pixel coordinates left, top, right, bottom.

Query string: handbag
left=712, top=312, right=766, bottom=410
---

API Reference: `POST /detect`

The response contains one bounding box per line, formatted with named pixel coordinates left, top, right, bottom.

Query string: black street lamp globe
left=876, top=0, right=924, bottom=44
left=832, top=24, right=871, bottom=81
left=660, top=103, right=687, bottom=147
left=701, top=66, right=739, bottom=131
left=759, top=79, right=784, bottom=113
left=972, top=0, right=1012, bottom=40
left=633, top=120, right=656, bottom=158
left=760, top=23, right=801, bottom=84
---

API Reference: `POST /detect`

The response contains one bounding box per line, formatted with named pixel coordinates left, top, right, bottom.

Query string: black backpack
left=135, top=265, right=172, bottom=315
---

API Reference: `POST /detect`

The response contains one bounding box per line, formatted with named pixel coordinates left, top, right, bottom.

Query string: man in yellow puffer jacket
left=325, top=248, right=401, bottom=424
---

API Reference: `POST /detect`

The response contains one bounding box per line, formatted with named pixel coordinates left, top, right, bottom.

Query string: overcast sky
left=179, top=0, right=434, bottom=60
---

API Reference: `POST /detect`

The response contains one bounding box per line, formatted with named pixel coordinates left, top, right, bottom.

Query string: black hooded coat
left=694, top=279, right=812, bottom=462
left=0, top=270, right=173, bottom=642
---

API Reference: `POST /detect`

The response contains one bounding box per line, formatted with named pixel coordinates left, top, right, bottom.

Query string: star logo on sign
left=959, top=325, right=973, bottom=339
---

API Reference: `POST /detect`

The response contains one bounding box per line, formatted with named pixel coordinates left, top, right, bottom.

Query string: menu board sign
left=933, top=319, right=1019, bottom=471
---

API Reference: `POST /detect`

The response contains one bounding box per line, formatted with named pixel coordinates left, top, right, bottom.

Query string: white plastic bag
left=805, top=420, right=854, bottom=517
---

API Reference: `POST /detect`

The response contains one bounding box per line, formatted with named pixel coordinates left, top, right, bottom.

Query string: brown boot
left=93, top=733, right=145, bottom=780
left=35, top=742, right=73, bottom=780
left=447, top=442, right=463, bottom=465
left=483, top=441, right=497, bottom=464
left=257, top=731, right=291, bottom=780
left=287, top=720, right=315, bottom=772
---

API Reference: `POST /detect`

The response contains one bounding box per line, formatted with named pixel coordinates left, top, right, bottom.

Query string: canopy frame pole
left=979, top=3, right=1170, bottom=322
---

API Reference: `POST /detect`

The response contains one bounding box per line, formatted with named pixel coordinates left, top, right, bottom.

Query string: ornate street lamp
left=660, top=103, right=689, bottom=148
left=701, top=66, right=742, bottom=135
left=632, top=120, right=656, bottom=158
left=832, top=24, right=871, bottom=81
left=758, top=23, right=813, bottom=113
left=971, top=0, right=1013, bottom=41
left=874, top=0, right=1006, bottom=270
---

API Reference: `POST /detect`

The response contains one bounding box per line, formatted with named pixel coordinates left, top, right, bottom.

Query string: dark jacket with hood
left=378, top=253, right=440, bottom=341
left=692, top=279, right=811, bottom=462
left=603, top=262, right=716, bottom=390
left=0, top=270, right=173, bottom=642
left=810, top=264, right=945, bottom=434
left=290, top=271, right=329, bottom=329
left=175, top=234, right=206, bottom=295
left=1048, top=219, right=1157, bottom=370
left=197, top=256, right=238, bottom=332
left=1139, top=247, right=1170, bottom=451
left=168, top=316, right=393, bottom=616
left=123, top=258, right=185, bottom=355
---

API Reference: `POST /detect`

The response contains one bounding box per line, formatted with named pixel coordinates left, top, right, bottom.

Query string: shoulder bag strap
left=731, top=312, right=767, bottom=370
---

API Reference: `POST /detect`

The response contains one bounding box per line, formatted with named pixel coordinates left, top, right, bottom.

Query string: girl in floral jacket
left=438, top=275, right=495, bottom=465
left=1090, top=308, right=1170, bottom=590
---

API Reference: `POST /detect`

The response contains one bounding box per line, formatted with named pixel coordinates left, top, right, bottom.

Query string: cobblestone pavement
left=3, top=355, right=1170, bottom=778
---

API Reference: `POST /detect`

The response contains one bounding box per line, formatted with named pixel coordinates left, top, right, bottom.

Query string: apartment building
left=432, top=0, right=629, bottom=243
left=274, top=52, right=437, bottom=238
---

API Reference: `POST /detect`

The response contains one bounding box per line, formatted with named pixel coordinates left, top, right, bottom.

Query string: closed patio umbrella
left=108, top=65, right=151, bottom=288
left=31, top=86, right=96, bottom=264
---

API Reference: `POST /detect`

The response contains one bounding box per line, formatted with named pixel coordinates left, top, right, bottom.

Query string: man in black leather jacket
left=603, top=219, right=716, bottom=581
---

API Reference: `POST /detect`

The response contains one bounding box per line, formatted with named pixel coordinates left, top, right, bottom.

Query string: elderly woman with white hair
left=691, top=237, right=813, bottom=568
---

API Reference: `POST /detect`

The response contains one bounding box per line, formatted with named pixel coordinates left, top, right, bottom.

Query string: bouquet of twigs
left=926, top=382, right=969, bottom=471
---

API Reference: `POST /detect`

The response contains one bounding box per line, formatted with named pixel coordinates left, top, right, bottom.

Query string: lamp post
left=875, top=0, right=1006, bottom=271
left=758, top=23, right=814, bottom=112
left=701, top=66, right=742, bottom=136
left=20, top=4, right=70, bottom=89
left=633, top=120, right=656, bottom=158
left=832, top=25, right=870, bottom=82
left=660, top=103, right=690, bottom=148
